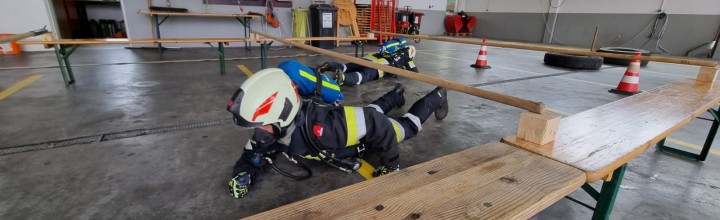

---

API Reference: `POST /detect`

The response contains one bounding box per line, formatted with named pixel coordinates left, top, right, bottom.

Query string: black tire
left=543, top=53, right=603, bottom=70
left=596, top=47, right=651, bottom=67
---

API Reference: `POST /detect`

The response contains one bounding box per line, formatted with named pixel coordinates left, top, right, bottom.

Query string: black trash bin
left=309, top=4, right=338, bottom=49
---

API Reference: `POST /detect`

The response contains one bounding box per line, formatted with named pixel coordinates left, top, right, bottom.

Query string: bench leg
left=361, top=42, right=365, bottom=57
left=244, top=17, right=251, bottom=50
left=53, top=45, right=70, bottom=85
left=354, top=41, right=359, bottom=57
left=235, top=17, right=252, bottom=50
left=592, top=164, right=626, bottom=220
left=218, top=42, right=226, bottom=75
left=154, top=15, right=162, bottom=53
left=657, top=106, right=719, bottom=161
left=566, top=164, right=627, bottom=220
left=260, top=42, right=270, bottom=69
left=53, top=44, right=76, bottom=85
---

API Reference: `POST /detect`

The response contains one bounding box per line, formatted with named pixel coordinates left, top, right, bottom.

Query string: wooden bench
left=137, top=11, right=261, bottom=50
left=17, top=36, right=375, bottom=85
left=246, top=142, right=585, bottom=219
left=502, top=79, right=720, bottom=219
left=246, top=31, right=720, bottom=219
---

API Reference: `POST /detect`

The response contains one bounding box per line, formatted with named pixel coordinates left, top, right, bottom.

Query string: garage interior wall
left=0, top=0, right=56, bottom=51
left=462, top=0, right=720, bottom=58
left=123, top=0, right=449, bottom=48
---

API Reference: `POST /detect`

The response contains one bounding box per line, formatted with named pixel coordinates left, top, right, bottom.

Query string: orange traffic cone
left=609, top=52, right=642, bottom=95
left=471, top=38, right=491, bottom=69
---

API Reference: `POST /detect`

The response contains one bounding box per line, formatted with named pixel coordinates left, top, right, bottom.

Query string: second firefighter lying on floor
left=318, top=37, right=418, bottom=86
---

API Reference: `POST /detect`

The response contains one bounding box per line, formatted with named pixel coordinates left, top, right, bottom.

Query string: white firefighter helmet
left=407, top=45, right=416, bottom=59
left=227, top=68, right=301, bottom=128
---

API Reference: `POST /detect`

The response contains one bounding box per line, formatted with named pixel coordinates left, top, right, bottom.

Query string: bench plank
left=16, top=38, right=250, bottom=45
left=245, top=142, right=585, bottom=219
left=504, top=79, right=720, bottom=183
left=17, top=37, right=374, bottom=45
left=138, top=10, right=262, bottom=18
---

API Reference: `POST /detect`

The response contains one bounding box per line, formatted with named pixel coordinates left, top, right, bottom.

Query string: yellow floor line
left=237, top=64, right=253, bottom=77
left=357, top=159, right=375, bottom=180
left=666, top=137, right=720, bottom=156
left=0, top=74, right=44, bottom=101
left=417, top=51, right=617, bottom=88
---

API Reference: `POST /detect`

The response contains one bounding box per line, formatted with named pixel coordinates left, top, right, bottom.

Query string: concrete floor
left=1, top=41, right=719, bottom=219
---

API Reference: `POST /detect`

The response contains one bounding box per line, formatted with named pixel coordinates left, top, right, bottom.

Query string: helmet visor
left=227, top=89, right=263, bottom=127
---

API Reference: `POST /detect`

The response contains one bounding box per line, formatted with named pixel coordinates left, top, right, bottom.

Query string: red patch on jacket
left=313, top=124, right=324, bottom=137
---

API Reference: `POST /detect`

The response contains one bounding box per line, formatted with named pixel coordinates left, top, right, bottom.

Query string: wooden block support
left=517, top=111, right=561, bottom=145
left=40, top=32, right=55, bottom=49
left=697, top=66, right=719, bottom=83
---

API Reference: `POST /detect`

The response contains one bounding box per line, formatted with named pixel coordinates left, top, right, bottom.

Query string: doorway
left=49, top=0, right=128, bottom=39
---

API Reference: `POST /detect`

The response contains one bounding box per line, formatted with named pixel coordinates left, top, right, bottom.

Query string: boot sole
left=435, top=89, right=449, bottom=120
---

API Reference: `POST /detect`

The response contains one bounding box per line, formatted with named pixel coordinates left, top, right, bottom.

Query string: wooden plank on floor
left=245, top=142, right=585, bottom=219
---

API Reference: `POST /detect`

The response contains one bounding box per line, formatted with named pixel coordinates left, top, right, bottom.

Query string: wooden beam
left=252, top=31, right=547, bottom=113
left=373, top=31, right=719, bottom=68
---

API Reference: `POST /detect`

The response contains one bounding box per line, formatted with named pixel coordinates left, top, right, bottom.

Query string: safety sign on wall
left=322, top=13, right=332, bottom=28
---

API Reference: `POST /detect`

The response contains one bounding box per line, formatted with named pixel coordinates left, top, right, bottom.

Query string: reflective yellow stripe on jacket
left=344, top=107, right=367, bottom=147
left=362, top=55, right=388, bottom=78
left=388, top=118, right=405, bottom=143
left=299, top=69, right=341, bottom=91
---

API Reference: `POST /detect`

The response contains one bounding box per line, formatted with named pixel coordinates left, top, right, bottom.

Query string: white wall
left=463, top=0, right=720, bottom=15
left=0, top=0, right=55, bottom=51
left=122, top=0, right=448, bottom=47
left=122, top=0, right=315, bottom=47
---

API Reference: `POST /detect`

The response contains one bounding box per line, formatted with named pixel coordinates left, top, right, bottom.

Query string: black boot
left=391, top=84, right=406, bottom=107
left=318, top=62, right=344, bottom=73
left=408, top=87, right=448, bottom=123
left=434, top=87, right=449, bottom=120
left=370, top=84, right=405, bottom=113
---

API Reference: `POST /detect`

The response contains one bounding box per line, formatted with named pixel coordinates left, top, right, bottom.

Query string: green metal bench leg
left=657, top=106, right=719, bottom=161
left=592, top=164, right=627, bottom=220
left=154, top=15, right=162, bottom=53
left=62, top=46, right=77, bottom=83
left=566, top=164, right=627, bottom=219
left=53, top=44, right=76, bottom=85
left=53, top=45, right=70, bottom=84
left=260, top=42, right=269, bottom=69
left=244, top=17, right=251, bottom=50
left=218, top=42, right=226, bottom=75
left=361, top=42, right=365, bottom=57
left=354, top=42, right=359, bottom=57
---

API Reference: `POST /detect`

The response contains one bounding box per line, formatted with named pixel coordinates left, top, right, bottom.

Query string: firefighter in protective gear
left=226, top=68, right=449, bottom=199
left=318, top=41, right=418, bottom=86
left=278, top=59, right=344, bottom=104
